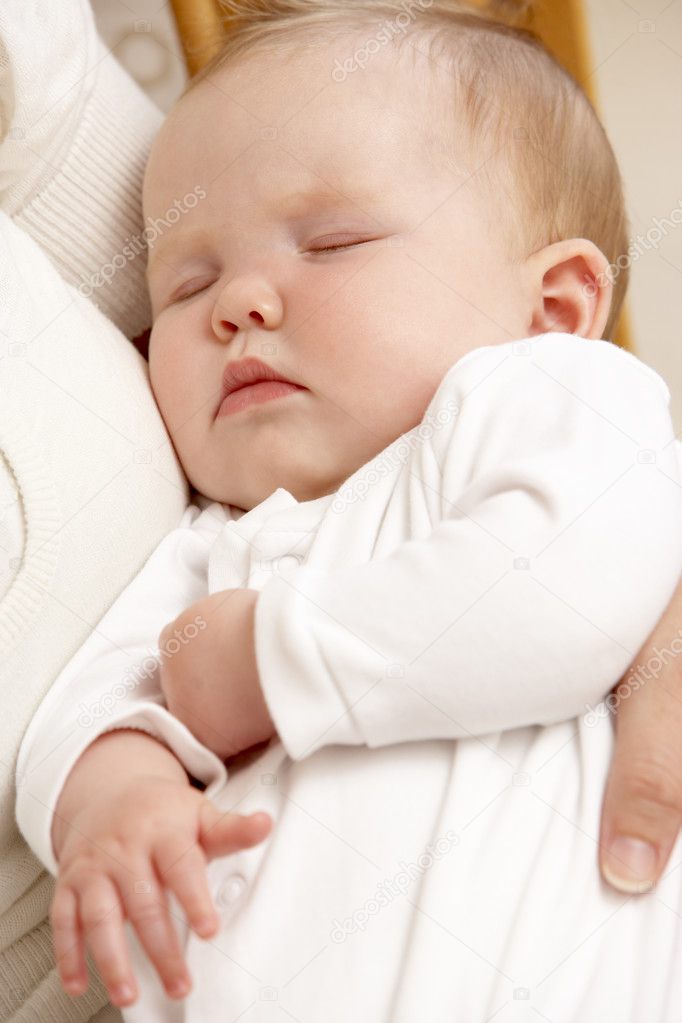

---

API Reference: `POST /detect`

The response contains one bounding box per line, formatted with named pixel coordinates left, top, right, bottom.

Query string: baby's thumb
left=198, top=799, right=272, bottom=859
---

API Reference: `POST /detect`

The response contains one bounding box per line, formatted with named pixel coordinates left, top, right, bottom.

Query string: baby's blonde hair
left=185, top=0, right=629, bottom=340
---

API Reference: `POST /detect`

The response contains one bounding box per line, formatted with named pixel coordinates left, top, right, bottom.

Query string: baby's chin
left=189, top=468, right=344, bottom=512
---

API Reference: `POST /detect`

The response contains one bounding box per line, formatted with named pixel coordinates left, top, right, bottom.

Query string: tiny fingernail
left=602, top=836, right=658, bottom=893
left=195, top=916, right=217, bottom=937
left=168, top=977, right=190, bottom=998
left=112, top=983, right=135, bottom=1003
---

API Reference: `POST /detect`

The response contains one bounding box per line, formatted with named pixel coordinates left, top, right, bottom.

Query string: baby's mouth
left=215, top=355, right=305, bottom=419
left=216, top=379, right=306, bottom=418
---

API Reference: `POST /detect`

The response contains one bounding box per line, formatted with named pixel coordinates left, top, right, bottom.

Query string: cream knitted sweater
left=0, top=2, right=189, bottom=1020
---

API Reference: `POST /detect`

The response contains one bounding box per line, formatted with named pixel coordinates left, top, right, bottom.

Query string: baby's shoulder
left=429, top=331, right=670, bottom=418
left=415, top=331, right=674, bottom=482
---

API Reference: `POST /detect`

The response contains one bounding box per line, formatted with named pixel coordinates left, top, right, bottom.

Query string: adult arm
left=0, top=0, right=163, bottom=338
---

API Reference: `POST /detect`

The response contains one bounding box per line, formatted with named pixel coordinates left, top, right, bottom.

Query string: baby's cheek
left=150, top=341, right=199, bottom=423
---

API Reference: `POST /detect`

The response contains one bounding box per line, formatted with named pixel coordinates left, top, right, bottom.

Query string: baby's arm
left=50, top=726, right=270, bottom=1008
left=248, top=335, right=682, bottom=759
left=16, top=504, right=235, bottom=876
left=15, top=502, right=270, bottom=1005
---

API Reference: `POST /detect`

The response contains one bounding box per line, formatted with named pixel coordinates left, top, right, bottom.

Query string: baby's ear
left=525, top=238, right=613, bottom=339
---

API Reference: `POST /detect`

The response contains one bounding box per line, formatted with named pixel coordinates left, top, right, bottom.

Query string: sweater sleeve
left=254, top=334, right=682, bottom=761
left=14, top=505, right=229, bottom=878
left=0, top=0, right=164, bottom=339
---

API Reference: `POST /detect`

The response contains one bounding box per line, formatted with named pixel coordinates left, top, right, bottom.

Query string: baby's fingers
left=122, top=869, right=192, bottom=1000
left=154, top=835, right=220, bottom=937
left=79, top=876, right=138, bottom=1007
left=199, top=803, right=272, bottom=860
left=51, top=885, right=88, bottom=996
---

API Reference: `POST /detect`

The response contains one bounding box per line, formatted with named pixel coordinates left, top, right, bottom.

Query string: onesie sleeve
left=254, top=334, right=682, bottom=760
left=14, top=504, right=229, bottom=877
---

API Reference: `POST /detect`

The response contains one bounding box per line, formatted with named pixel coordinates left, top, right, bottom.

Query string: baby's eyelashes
left=168, top=276, right=217, bottom=305
left=307, top=235, right=377, bottom=254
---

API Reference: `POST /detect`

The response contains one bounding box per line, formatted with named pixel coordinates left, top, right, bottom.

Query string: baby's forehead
left=164, top=30, right=450, bottom=150
left=145, top=47, right=458, bottom=218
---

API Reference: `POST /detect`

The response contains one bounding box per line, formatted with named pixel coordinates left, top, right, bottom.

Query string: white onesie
left=15, top=332, right=682, bottom=1022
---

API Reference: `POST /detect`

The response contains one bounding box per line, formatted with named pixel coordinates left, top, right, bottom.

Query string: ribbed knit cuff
left=9, top=41, right=163, bottom=341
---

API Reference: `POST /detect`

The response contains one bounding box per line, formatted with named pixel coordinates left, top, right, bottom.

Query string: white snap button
left=276, top=554, right=301, bottom=574
left=215, top=873, right=247, bottom=908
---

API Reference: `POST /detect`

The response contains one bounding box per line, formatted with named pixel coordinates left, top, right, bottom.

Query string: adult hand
left=599, top=573, right=682, bottom=893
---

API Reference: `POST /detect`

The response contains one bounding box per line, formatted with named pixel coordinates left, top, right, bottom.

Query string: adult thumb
left=599, top=666, right=682, bottom=894
left=198, top=799, right=272, bottom=860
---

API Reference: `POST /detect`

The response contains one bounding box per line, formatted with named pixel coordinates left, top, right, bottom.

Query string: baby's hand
left=158, top=589, right=277, bottom=760
left=51, top=773, right=271, bottom=1008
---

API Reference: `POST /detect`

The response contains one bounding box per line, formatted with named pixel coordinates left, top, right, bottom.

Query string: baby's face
left=144, top=38, right=532, bottom=510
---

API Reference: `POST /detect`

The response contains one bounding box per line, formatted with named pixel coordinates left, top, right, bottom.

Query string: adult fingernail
left=602, top=836, right=658, bottom=894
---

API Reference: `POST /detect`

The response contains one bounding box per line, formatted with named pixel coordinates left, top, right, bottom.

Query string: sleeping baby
left=15, top=1, right=682, bottom=1020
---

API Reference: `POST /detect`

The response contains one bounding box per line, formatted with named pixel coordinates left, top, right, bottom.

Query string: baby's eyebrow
left=270, top=184, right=380, bottom=216
left=146, top=227, right=210, bottom=278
